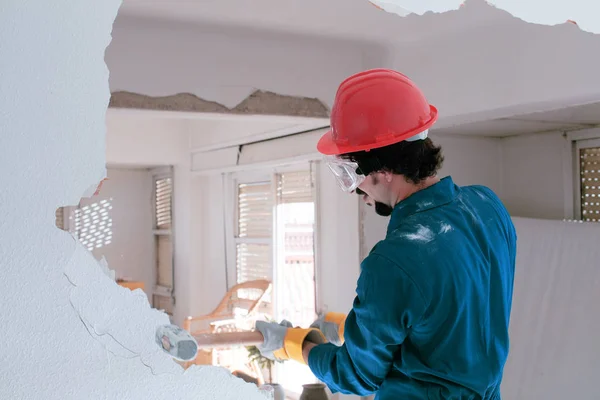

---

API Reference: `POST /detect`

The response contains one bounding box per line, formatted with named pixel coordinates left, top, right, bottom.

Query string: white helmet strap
left=404, top=129, right=429, bottom=142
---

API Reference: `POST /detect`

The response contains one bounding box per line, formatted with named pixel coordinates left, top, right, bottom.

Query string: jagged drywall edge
left=0, top=0, right=265, bottom=398
left=370, top=0, right=600, bottom=34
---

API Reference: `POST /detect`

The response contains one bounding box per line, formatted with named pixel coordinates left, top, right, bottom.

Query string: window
left=152, top=170, right=175, bottom=315
left=274, top=170, right=318, bottom=395
left=73, top=199, right=113, bottom=251
left=55, top=200, right=113, bottom=252
left=229, top=165, right=318, bottom=396
left=236, top=182, right=273, bottom=286
left=576, top=139, right=600, bottom=222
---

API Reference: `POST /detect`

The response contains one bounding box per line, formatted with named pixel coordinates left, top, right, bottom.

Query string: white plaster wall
left=106, top=110, right=195, bottom=324
left=83, top=168, right=155, bottom=298
left=501, top=217, right=600, bottom=399
left=315, top=162, right=362, bottom=315
left=106, top=110, right=189, bottom=167
left=501, top=131, right=569, bottom=220
left=189, top=174, right=229, bottom=317
left=0, top=2, right=264, bottom=398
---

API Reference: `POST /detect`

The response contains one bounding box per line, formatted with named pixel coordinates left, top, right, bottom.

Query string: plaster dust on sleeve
left=0, top=0, right=265, bottom=399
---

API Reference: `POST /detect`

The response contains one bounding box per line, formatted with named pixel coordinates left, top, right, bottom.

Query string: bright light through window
left=73, top=198, right=113, bottom=251
left=275, top=200, right=318, bottom=395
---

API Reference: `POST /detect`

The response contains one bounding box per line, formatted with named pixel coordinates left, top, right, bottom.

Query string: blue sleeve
left=307, top=254, right=428, bottom=396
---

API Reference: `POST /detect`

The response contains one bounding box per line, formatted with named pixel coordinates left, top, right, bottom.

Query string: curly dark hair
left=341, top=138, right=444, bottom=185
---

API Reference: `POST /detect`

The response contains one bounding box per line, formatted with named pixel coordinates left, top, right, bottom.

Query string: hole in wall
left=55, top=167, right=176, bottom=315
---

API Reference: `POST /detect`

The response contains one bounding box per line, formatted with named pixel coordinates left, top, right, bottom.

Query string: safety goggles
left=325, top=156, right=366, bottom=193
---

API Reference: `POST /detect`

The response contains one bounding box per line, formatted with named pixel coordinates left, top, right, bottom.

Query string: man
left=355, top=187, right=393, bottom=216
left=256, top=69, right=517, bottom=399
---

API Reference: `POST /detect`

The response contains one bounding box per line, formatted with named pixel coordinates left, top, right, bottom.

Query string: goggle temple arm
left=324, top=156, right=366, bottom=193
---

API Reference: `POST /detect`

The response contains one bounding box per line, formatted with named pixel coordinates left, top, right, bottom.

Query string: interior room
left=3, top=1, right=600, bottom=400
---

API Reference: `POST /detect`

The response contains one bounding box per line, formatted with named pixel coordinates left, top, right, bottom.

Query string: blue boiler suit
left=308, top=177, right=517, bottom=400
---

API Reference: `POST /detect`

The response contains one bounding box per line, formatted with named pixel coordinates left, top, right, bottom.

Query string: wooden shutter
left=236, top=182, right=272, bottom=286
left=155, top=177, right=172, bottom=230
left=156, top=235, right=173, bottom=288
left=153, top=172, right=174, bottom=315
left=236, top=243, right=271, bottom=283
left=238, top=182, right=272, bottom=238
left=580, top=147, right=600, bottom=222
left=277, top=170, right=313, bottom=204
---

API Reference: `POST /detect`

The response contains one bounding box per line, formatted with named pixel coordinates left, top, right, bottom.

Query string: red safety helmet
left=317, top=69, right=438, bottom=156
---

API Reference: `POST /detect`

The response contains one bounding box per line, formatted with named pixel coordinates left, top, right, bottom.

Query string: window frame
left=224, top=169, right=275, bottom=290
left=150, top=166, right=175, bottom=314
left=574, top=137, right=600, bottom=221
left=224, top=163, right=320, bottom=312
left=566, top=128, right=600, bottom=220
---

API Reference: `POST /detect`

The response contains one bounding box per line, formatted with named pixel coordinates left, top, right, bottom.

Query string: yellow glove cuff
left=275, top=328, right=326, bottom=365
left=324, top=312, right=347, bottom=344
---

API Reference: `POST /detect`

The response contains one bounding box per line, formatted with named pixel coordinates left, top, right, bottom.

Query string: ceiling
left=433, top=101, right=600, bottom=137
left=117, top=0, right=510, bottom=43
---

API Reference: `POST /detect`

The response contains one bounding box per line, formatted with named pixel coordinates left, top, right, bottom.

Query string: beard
left=374, top=201, right=393, bottom=217
left=356, top=187, right=394, bottom=217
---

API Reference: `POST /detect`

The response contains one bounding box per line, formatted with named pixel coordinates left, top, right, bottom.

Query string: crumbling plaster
left=0, top=1, right=264, bottom=399
left=107, top=0, right=600, bottom=124
left=110, top=90, right=329, bottom=118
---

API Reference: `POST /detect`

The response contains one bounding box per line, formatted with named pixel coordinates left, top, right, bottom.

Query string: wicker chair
left=182, top=279, right=272, bottom=375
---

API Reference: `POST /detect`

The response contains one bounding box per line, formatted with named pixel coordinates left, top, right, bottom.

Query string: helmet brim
left=317, top=105, right=438, bottom=156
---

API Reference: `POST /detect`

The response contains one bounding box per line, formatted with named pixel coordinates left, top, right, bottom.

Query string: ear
left=381, top=170, right=394, bottom=183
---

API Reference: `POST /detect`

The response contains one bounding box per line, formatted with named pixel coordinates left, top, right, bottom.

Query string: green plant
left=246, top=345, right=283, bottom=384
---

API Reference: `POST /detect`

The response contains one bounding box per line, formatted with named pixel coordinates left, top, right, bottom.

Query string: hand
left=310, top=312, right=346, bottom=346
left=255, top=320, right=326, bottom=365
left=255, top=320, right=292, bottom=361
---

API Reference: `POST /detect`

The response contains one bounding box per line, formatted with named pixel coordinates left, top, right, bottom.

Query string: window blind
left=277, top=170, right=313, bottom=204
left=581, top=147, right=600, bottom=222
left=155, top=177, right=173, bottom=230
left=236, top=243, right=271, bottom=283
left=238, top=182, right=272, bottom=238
left=236, top=182, right=272, bottom=287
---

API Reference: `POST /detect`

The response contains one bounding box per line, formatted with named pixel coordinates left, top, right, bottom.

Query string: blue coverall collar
left=387, top=176, right=458, bottom=236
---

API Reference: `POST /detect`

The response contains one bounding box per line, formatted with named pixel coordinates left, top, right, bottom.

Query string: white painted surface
left=189, top=174, right=230, bottom=317
left=106, top=109, right=189, bottom=167
left=83, top=168, right=155, bottom=299
left=0, top=2, right=263, bottom=398
left=501, top=131, right=568, bottom=219
left=502, top=217, right=600, bottom=399
left=315, top=162, right=362, bottom=316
